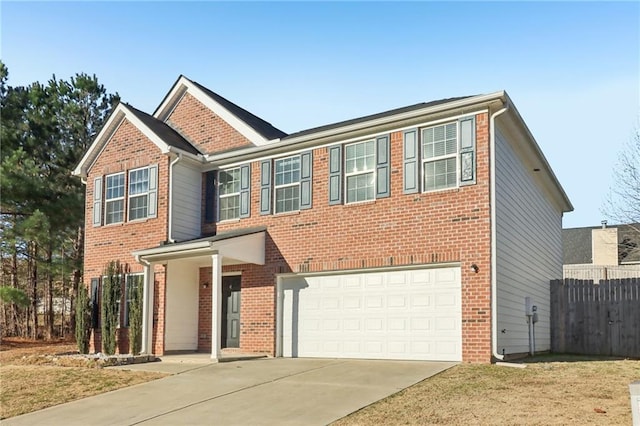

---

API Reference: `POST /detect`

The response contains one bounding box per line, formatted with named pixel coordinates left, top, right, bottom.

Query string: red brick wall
left=166, top=93, right=255, bottom=154
left=85, top=111, right=493, bottom=362
left=84, top=119, right=169, bottom=355
left=211, top=113, right=492, bottom=362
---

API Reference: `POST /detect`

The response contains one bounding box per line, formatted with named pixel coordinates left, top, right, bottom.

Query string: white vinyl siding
left=165, top=261, right=199, bottom=351
left=274, top=156, right=301, bottom=213
left=494, top=128, right=563, bottom=356
left=105, top=173, right=125, bottom=224
left=219, top=168, right=241, bottom=221
left=171, top=163, right=201, bottom=241
left=345, top=140, right=375, bottom=203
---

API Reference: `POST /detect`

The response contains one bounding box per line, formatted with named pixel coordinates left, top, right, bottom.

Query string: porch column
left=141, top=262, right=155, bottom=355
left=211, top=251, right=222, bottom=360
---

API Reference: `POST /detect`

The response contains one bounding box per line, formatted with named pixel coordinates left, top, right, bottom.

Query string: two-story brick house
left=73, top=75, right=572, bottom=363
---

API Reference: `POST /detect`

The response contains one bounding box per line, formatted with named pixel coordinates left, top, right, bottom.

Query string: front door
left=221, top=275, right=241, bottom=348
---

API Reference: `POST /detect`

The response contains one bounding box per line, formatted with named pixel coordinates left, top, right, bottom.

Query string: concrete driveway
left=4, top=358, right=456, bottom=426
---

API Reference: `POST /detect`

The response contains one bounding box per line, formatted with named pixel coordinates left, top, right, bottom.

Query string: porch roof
left=132, top=226, right=267, bottom=265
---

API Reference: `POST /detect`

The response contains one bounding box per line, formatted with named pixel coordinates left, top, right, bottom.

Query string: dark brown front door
left=221, top=276, right=241, bottom=348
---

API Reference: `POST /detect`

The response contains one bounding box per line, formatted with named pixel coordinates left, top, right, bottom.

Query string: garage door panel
left=388, top=295, right=407, bottom=308
left=282, top=267, right=461, bottom=361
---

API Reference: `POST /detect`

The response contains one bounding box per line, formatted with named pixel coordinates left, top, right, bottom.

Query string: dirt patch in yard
left=334, top=359, right=639, bottom=425
left=0, top=338, right=166, bottom=419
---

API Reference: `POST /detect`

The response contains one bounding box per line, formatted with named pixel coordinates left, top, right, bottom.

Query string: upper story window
left=328, top=135, right=390, bottom=205
left=274, top=156, right=301, bottom=213
left=345, top=140, right=376, bottom=203
left=403, top=115, right=476, bottom=195
left=219, top=168, right=241, bottom=221
left=92, top=165, right=157, bottom=227
left=422, top=123, right=457, bottom=191
left=129, top=168, right=149, bottom=220
left=259, top=152, right=312, bottom=215
left=105, top=172, right=125, bottom=224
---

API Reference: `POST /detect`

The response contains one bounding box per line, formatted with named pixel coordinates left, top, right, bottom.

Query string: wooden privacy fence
left=550, top=278, right=640, bottom=358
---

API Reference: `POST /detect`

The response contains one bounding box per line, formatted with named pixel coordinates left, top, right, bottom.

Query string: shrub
left=128, top=275, right=143, bottom=355
left=75, top=283, right=91, bottom=354
left=101, top=260, right=123, bottom=355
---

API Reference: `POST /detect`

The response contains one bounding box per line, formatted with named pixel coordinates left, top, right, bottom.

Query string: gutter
left=167, top=153, right=182, bottom=243
left=490, top=102, right=509, bottom=362
left=206, top=91, right=507, bottom=164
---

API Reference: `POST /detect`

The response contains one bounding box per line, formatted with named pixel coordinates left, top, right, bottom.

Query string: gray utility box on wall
left=631, top=381, right=640, bottom=426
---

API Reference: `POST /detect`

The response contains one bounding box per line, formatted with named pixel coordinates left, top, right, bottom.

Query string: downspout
left=167, top=153, right=182, bottom=243
left=490, top=102, right=509, bottom=361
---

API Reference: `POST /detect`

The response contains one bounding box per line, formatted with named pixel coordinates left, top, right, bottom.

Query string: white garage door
left=281, top=267, right=461, bottom=361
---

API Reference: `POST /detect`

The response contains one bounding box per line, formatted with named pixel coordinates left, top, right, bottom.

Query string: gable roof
left=563, top=224, right=640, bottom=264
left=188, top=80, right=288, bottom=141
left=73, top=102, right=202, bottom=178
left=125, top=104, right=201, bottom=155
left=153, top=75, right=287, bottom=146
left=283, top=97, right=472, bottom=140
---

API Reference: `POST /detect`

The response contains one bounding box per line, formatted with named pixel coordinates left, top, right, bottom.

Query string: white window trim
left=218, top=167, right=242, bottom=222
left=344, top=139, right=376, bottom=204
left=421, top=122, right=460, bottom=193
left=274, top=155, right=301, bottom=214
left=127, top=166, right=150, bottom=222
left=105, top=172, right=125, bottom=225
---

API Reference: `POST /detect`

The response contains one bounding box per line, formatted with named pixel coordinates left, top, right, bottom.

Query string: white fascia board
left=121, top=104, right=172, bottom=154
left=501, top=92, right=573, bottom=213
left=206, top=91, right=507, bottom=164
left=73, top=106, right=127, bottom=177
left=218, top=109, right=488, bottom=170
left=133, top=231, right=265, bottom=265
left=73, top=102, right=205, bottom=178
left=153, top=76, right=270, bottom=146
left=132, top=241, right=212, bottom=260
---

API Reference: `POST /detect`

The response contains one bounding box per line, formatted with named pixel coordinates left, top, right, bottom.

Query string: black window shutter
left=459, top=116, right=476, bottom=185
left=376, top=135, right=390, bottom=198
left=328, top=145, right=342, bottom=205
left=260, top=160, right=272, bottom=215
left=90, top=278, right=100, bottom=329
left=240, top=164, right=251, bottom=218
left=300, top=151, right=313, bottom=209
left=204, top=171, right=216, bottom=223
left=147, top=164, right=158, bottom=219
left=92, top=177, right=102, bottom=227
left=403, top=129, right=419, bottom=194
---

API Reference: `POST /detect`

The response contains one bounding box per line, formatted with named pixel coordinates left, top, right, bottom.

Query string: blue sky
left=2, top=1, right=638, bottom=228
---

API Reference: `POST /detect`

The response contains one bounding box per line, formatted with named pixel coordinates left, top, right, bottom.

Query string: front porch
left=132, top=227, right=267, bottom=361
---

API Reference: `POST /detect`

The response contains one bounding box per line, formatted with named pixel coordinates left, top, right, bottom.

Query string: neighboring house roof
left=563, top=227, right=594, bottom=264
left=73, top=102, right=202, bottom=178
left=563, top=224, right=640, bottom=264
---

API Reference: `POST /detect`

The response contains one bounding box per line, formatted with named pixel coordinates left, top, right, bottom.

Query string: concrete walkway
left=4, top=358, right=456, bottom=426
